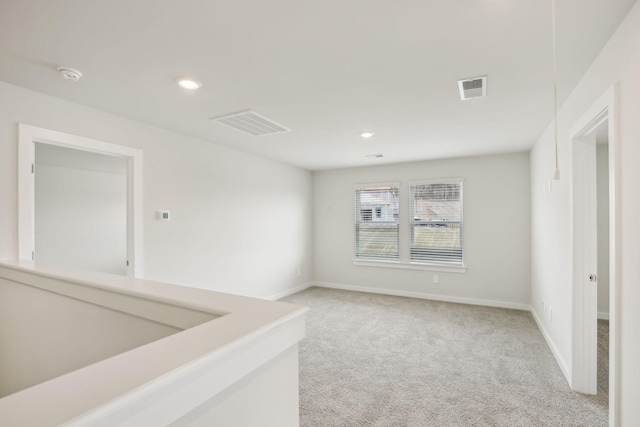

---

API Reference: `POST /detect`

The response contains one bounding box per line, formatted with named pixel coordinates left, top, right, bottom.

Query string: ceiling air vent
left=458, top=76, right=487, bottom=100
left=212, top=110, right=291, bottom=136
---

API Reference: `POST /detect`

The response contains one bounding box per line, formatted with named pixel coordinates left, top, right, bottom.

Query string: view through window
left=354, top=184, right=400, bottom=261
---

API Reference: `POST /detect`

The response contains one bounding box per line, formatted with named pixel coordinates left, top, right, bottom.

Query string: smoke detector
left=458, top=76, right=487, bottom=100
left=57, top=67, right=83, bottom=82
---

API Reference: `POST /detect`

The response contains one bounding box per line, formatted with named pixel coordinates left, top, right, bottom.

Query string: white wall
left=529, top=1, right=640, bottom=423
left=596, top=144, right=609, bottom=318
left=313, top=152, right=531, bottom=308
left=0, top=277, right=179, bottom=397
left=172, top=346, right=300, bottom=427
left=35, top=144, right=128, bottom=275
left=0, top=81, right=313, bottom=298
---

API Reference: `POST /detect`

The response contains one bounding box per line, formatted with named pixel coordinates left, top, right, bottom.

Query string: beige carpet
left=282, top=287, right=608, bottom=426
left=598, top=319, right=609, bottom=402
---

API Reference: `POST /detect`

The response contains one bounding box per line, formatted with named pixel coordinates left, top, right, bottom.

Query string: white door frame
left=18, top=124, right=144, bottom=278
left=569, top=85, right=619, bottom=425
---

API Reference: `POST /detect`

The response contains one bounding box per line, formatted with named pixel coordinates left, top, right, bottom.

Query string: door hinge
left=32, top=251, right=35, bottom=260
left=126, top=260, right=129, bottom=267
left=31, top=163, right=35, bottom=174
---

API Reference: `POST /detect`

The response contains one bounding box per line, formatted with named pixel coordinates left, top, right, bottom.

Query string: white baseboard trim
left=598, top=311, right=610, bottom=320
left=530, top=307, right=571, bottom=386
left=312, top=281, right=531, bottom=311
left=264, top=282, right=313, bottom=301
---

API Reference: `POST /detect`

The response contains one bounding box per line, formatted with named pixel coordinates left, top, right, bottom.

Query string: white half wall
left=0, top=261, right=304, bottom=426
left=529, top=1, right=640, bottom=423
left=313, top=152, right=531, bottom=307
left=0, top=277, right=180, bottom=398
left=0, top=81, right=313, bottom=299
left=171, top=346, right=300, bottom=427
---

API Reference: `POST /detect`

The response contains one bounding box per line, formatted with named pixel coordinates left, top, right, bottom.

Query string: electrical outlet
left=433, top=274, right=439, bottom=284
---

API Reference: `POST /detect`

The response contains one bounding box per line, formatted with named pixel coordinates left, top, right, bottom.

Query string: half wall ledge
left=0, top=260, right=307, bottom=427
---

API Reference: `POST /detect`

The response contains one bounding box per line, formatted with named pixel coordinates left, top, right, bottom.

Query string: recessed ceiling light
left=177, top=79, right=202, bottom=90
left=360, top=131, right=375, bottom=138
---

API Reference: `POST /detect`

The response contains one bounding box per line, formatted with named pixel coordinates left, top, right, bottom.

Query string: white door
left=34, top=143, right=128, bottom=275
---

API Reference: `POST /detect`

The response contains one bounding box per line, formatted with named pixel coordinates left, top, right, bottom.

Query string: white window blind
left=354, top=184, right=400, bottom=260
left=409, top=181, right=463, bottom=264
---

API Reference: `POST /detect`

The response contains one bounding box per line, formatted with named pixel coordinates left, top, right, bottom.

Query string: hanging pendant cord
left=552, top=0, right=560, bottom=179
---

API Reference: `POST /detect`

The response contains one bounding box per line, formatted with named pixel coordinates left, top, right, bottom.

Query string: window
left=354, top=184, right=400, bottom=260
left=409, top=180, right=463, bottom=265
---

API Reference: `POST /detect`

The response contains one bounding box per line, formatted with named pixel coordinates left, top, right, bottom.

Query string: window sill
left=352, top=259, right=467, bottom=274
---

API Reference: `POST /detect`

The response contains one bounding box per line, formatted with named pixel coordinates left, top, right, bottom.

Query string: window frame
left=353, top=182, right=400, bottom=262
left=408, top=178, right=465, bottom=267
left=351, top=178, right=466, bottom=274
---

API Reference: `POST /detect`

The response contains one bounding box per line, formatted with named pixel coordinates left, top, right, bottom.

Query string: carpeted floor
left=597, top=319, right=609, bottom=401
left=282, top=287, right=608, bottom=427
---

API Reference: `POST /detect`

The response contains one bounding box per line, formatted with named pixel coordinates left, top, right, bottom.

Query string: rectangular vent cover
left=458, top=76, right=487, bottom=100
left=212, top=110, right=291, bottom=136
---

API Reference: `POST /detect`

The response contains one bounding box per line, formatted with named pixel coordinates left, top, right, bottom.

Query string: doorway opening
left=569, top=86, right=618, bottom=425
left=18, top=124, right=143, bottom=277
left=595, top=123, right=610, bottom=405
left=34, top=143, right=128, bottom=275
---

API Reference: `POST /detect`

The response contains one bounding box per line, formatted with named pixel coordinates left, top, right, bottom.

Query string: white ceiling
left=0, top=0, right=635, bottom=170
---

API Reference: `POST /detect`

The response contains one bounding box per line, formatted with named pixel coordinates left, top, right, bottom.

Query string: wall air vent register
left=458, top=76, right=487, bottom=100
left=212, top=110, right=291, bottom=136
